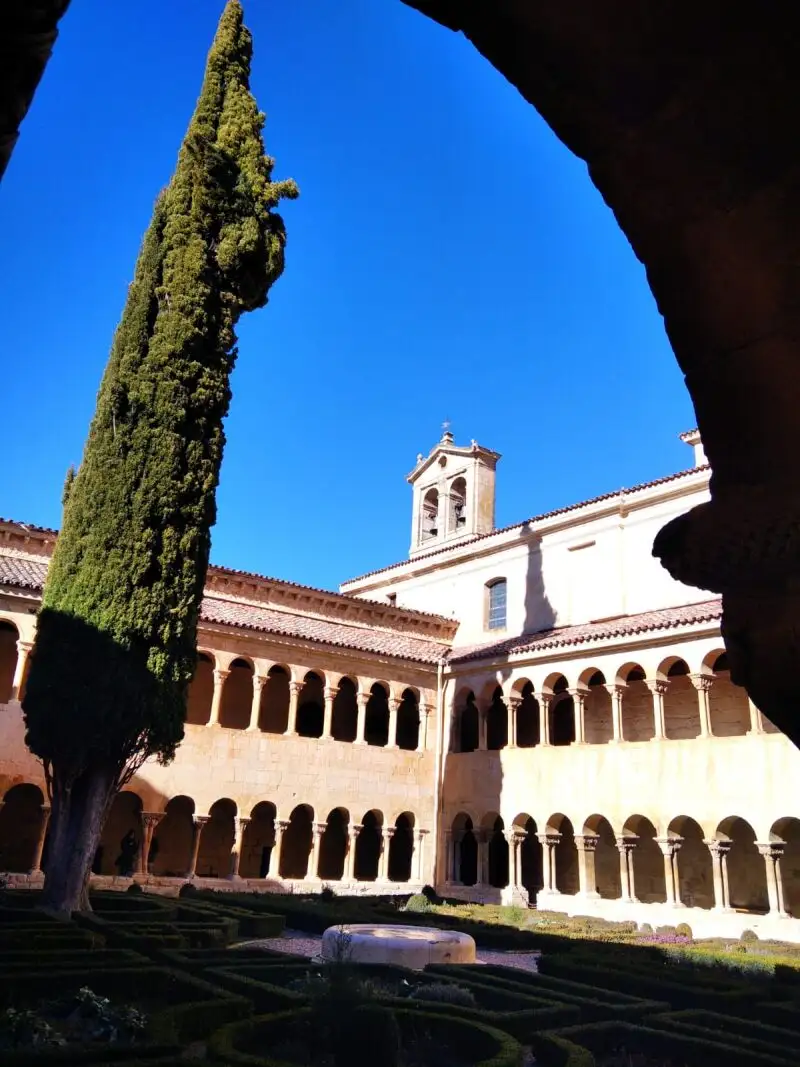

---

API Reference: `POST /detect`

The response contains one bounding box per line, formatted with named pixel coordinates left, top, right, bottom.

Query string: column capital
left=388, top=696, right=401, bottom=712
left=277, top=819, right=291, bottom=833
left=703, top=837, right=731, bottom=857
left=213, top=668, right=230, bottom=684
left=574, top=833, right=599, bottom=853
left=615, top=834, right=638, bottom=854
left=356, top=691, right=370, bottom=708
left=324, top=686, right=338, bottom=701
left=604, top=683, right=626, bottom=699
left=351, top=823, right=364, bottom=837
left=141, top=811, right=165, bottom=830
left=536, top=692, right=552, bottom=707
left=645, top=678, right=669, bottom=696
left=253, top=674, right=268, bottom=692
left=313, top=822, right=327, bottom=838
left=288, top=680, right=303, bottom=695
left=420, top=702, right=432, bottom=717
left=415, top=827, right=429, bottom=842
left=567, top=688, right=586, bottom=704
left=236, top=816, right=251, bottom=831
left=690, top=673, right=714, bottom=692
left=17, top=639, right=34, bottom=653
left=655, top=835, right=684, bottom=856
left=508, top=693, right=522, bottom=709
left=40, top=803, right=51, bottom=817
left=193, top=814, right=210, bottom=828
left=537, top=832, right=561, bottom=847
left=382, top=826, right=396, bottom=841
left=756, top=841, right=785, bottom=859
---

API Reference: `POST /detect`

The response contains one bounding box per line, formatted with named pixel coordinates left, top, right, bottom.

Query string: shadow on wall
left=439, top=529, right=556, bottom=903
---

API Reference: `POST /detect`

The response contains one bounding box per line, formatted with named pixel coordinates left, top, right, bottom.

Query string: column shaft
left=248, top=676, right=266, bottom=731
left=11, top=641, right=32, bottom=701
left=387, top=698, right=400, bottom=748
left=646, top=680, right=668, bottom=740
left=322, top=686, right=336, bottom=739
left=570, top=691, right=586, bottom=744
left=538, top=695, right=551, bottom=746
left=230, top=817, right=250, bottom=878
left=575, top=835, right=600, bottom=898
left=268, top=821, right=288, bottom=878
left=310, top=823, right=324, bottom=879
left=207, top=670, right=229, bottom=727
left=691, top=675, right=713, bottom=738
left=355, top=694, right=368, bottom=744
left=608, top=685, right=624, bottom=742
left=187, top=816, right=209, bottom=878
left=285, top=681, right=301, bottom=736
left=30, top=804, right=51, bottom=874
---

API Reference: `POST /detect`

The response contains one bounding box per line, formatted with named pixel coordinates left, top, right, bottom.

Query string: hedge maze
left=1, top=888, right=800, bottom=1065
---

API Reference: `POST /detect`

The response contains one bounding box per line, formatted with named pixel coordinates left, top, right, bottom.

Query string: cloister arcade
left=451, top=649, right=777, bottom=753
left=445, top=809, right=800, bottom=919
left=0, top=781, right=429, bottom=888
left=185, top=651, right=427, bottom=751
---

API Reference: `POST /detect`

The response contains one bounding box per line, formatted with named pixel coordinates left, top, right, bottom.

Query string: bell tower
left=407, top=426, right=501, bottom=557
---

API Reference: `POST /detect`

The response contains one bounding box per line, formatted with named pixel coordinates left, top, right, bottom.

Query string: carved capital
left=575, top=834, right=599, bottom=853
left=690, top=673, right=714, bottom=692
left=253, top=674, right=268, bottom=692
left=756, top=842, right=785, bottom=859
left=141, top=812, right=165, bottom=831
left=277, top=820, right=290, bottom=834
left=615, top=835, right=638, bottom=854
left=508, top=694, right=522, bottom=710
left=356, top=692, right=370, bottom=709
left=604, top=683, right=626, bottom=700
left=213, top=669, right=230, bottom=686
left=388, top=697, right=401, bottom=712
left=703, top=838, right=731, bottom=857
left=288, top=680, right=303, bottom=696
left=567, top=688, right=586, bottom=706
left=382, top=826, right=396, bottom=841
left=645, top=679, right=669, bottom=696
left=324, top=686, right=337, bottom=702
left=193, top=815, right=210, bottom=829
left=537, top=832, right=561, bottom=848
left=351, top=823, right=364, bottom=838
left=655, top=835, right=683, bottom=857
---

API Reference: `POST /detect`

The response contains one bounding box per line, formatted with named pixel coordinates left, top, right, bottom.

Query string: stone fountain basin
left=320, top=923, right=476, bottom=970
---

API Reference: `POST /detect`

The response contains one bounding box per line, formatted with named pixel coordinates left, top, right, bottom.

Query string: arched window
left=449, top=477, right=466, bottom=532
left=421, top=488, right=439, bottom=540
left=486, top=578, right=507, bottom=631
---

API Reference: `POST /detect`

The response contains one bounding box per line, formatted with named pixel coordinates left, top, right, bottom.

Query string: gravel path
left=236, top=929, right=541, bottom=975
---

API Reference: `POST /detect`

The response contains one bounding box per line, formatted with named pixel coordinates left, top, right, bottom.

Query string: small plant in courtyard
left=410, top=982, right=477, bottom=1008
left=404, top=893, right=432, bottom=913
left=741, top=928, right=759, bottom=942
left=179, top=882, right=198, bottom=898
left=320, top=883, right=336, bottom=903
left=675, top=922, right=693, bottom=939
left=0, top=989, right=147, bottom=1051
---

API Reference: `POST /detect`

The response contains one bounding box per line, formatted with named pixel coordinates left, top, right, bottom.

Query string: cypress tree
left=22, top=0, right=298, bottom=914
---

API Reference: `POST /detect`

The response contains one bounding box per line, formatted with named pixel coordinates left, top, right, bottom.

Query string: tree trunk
left=41, top=765, right=118, bottom=916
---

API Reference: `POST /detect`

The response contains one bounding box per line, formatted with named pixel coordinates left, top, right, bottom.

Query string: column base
left=385, top=744, right=399, bottom=751
left=649, top=736, right=665, bottom=743
left=283, top=730, right=298, bottom=738
left=713, top=905, right=734, bottom=914
left=246, top=725, right=260, bottom=733
left=353, top=739, right=367, bottom=746
left=205, top=721, right=221, bottom=728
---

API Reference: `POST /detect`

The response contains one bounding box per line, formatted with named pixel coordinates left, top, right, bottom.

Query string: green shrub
left=410, top=982, right=477, bottom=1008
left=676, top=922, right=693, bottom=939
left=741, top=928, right=759, bottom=943
left=420, top=884, right=442, bottom=905
left=319, top=885, right=335, bottom=904
left=126, top=884, right=144, bottom=896
left=178, top=883, right=197, bottom=899
left=638, top=923, right=652, bottom=934
left=403, top=894, right=431, bottom=914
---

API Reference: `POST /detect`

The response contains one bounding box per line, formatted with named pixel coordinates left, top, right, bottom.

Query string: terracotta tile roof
left=0, top=553, right=448, bottom=665
left=449, top=598, right=722, bottom=664
left=343, top=464, right=711, bottom=586
left=201, top=597, right=448, bottom=665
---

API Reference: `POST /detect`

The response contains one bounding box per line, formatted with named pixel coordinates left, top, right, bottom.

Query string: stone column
left=414, top=828, right=429, bottom=881
left=537, top=833, right=561, bottom=893
left=310, top=822, right=325, bottom=880
left=507, top=830, right=526, bottom=888
left=607, top=684, right=625, bottom=742
left=11, top=640, right=32, bottom=701
left=207, top=669, right=229, bottom=727
left=284, top=680, right=302, bottom=736
left=387, top=697, right=400, bottom=749
left=268, top=820, right=289, bottom=878
left=757, top=842, right=789, bottom=917
left=453, top=832, right=463, bottom=884
left=186, top=815, right=210, bottom=878
left=477, top=830, right=489, bottom=885
left=418, top=703, right=430, bottom=752
left=478, top=706, right=488, bottom=751
left=29, top=804, right=51, bottom=875
left=537, top=694, right=551, bottom=746
left=690, top=674, right=714, bottom=738
left=247, top=675, right=267, bottom=732
left=615, top=835, right=637, bottom=903
left=748, top=698, right=764, bottom=736
left=508, top=696, right=520, bottom=748
left=139, top=812, right=164, bottom=876
left=378, top=827, right=395, bottom=882
left=355, top=692, right=368, bottom=745
left=656, top=836, right=684, bottom=906
left=646, top=679, right=668, bottom=740
left=704, top=839, right=732, bottom=911
left=229, top=817, right=250, bottom=879
left=345, top=824, right=362, bottom=881
left=569, top=689, right=586, bottom=744
left=575, top=834, right=600, bottom=898
left=322, top=686, right=337, bottom=739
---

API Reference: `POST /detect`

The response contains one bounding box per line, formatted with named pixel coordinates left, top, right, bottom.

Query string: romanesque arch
left=547, top=813, right=578, bottom=894
left=151, top=796, right=194, bottom=877
left=486, top=686, right=508, bottom=750
left=332, top=676, right=358, bottom=741
left=365, top=683, right=389, bottom=747
left=241, top=801, right=277, bottom=879
left=318, top=808, right=349, bottom=881
left=514, top=681, right=539, bottom=747
left=396, top=688, right=420, bottom=751
left=354, top=809, right=383, bottom=881
left=297, top=672, right=324, bottom=738
left=581, top=670, right=612, bottom=745
left=705, top=651, right=750, bottom=737
left=771, top=817, right=800, bottom=917
left=668, top=815, right=714, bottom=910
left=617, top=663, right=653, bottom=742
left=584, top=814, right=621, bottom=899
left=512, top=814, right=542, bottom=894
left=452, top=812, right=477, bottom=886
left=0, top=620, right=19, bottom=704
left=457, top=690, right=479, bottom=752
left=260, top=665, right=290, bottom=734
left=197, top=798, right=236, bottom=878
left=97, top=791, right=143, bottom=876
left=482, top=813, right=508, bottom=888
left=280, top=804, right=313, bottom=879
left=717, top=816, right=768, bottom=913
left=0, top=783, right=44, bottom=872
left=186, top=652, right=214, bottom=726
left=660, top=658, right=699, bottom=740
left=219, top=659, right=253, bottom=731
left=623, top=815, right=665, bottom=903
left=545, top=675, right=573, bottom=747
left=388, top=812, right=415, bottom=882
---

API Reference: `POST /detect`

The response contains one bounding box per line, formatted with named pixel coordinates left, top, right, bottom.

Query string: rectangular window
left=487, top=579, right=507, bottom=630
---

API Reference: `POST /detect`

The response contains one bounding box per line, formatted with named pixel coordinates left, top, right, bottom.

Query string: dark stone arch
left=318, top=808, right=349, bottom=881
left=624, top=815, right=666, bottom=903
left=0, top=620, right=19, bottom=704
left=388, top=812, right=414, bottom=882
left=354, top=810, right=382, bottom=881
left=548, top=814, right=578, bottom=894
left=718, top=815, right=768, bottom=912
left=486, top=686, right=508, bottom=750
left=186, top=653, right=214, bottom=725
left=332, top=677, right=358, bottom=742
left=458, top=692, right=479, bottom=752
left=151, top=795, right=194, bottom=877
left=98, top=791, right=142, bottom=876
left=669, top=815, right=714, bottom=909
left=280, top=805, right=313, bottom=879
left=487, top=815, right=509, bottom=888
left=219, top=659, right=253, bottom=730
left=516, top=682, right=540, bottom=747
left=297, top=672, right=324, bottom=738
left=453, top=813, right=477, bottom=886
left=365, top=683, right=389, bottom=747
left=260, top=666, right=290, bottom=734
left=397, top=689, right=420, bottom=751
left=197, top=798, right=236, bottom=878
left=0, top=783, right=44, bottom=872
left=550, top=694, right=575, bottom=747
left=241, top=801, right=276, bottom=879
left=584, top=814, right=621, bottom=899
left=517, top=816, right=542, bottom=894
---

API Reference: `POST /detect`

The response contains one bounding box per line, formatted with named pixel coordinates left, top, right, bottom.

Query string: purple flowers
left=637, top=933, right=693, bottom=945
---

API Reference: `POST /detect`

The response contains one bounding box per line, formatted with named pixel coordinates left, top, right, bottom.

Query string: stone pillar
left=478, top=706, right=488, bottom=751
left=757, top=842, right=789, bottom=918
left=748, top=698, right=764, bottom=736
left=507, top=830, right=526, bottom=888
left=139, top=812, right=164, bottom=876
left=322, top=686, right=337, bottom=739
left=414, top=828, right=428, bottom=881
left=656, top=836, right=684, bottom=906
left=690, top=674, right=714, bottom=738
left=11, top=640, right=32, bottom=701
left=187, top=815, right=210, bottom=878
left=418, top=703, right=430, bottom=752
left=616, top=835, right=637, bottom=903
left=29, top=804, right=51, bottom=875
left=508, top=696, right=520, bottom=748
left=247, top=675, right=267, bottom=732
left=569, top=689, right=586, bottom=744
left=229, top=817, right=250, bottom=879
left=646, top=679, right=668, bottom=740
left=207, top=669, right=229, bottom=727
left=704, top=839, right=732, bottom=911
left=345, top=824, right=362, bottom=881
left=310, top=822, right=325, bottom=880
left=355, top=692, right=368, bottom=745
left=444, top=829, right=455, bottom=883
left=537, top=833, right=561, bottom=893
left=378, top=827, right=395, bottom=882
left=387, top=697, right=400, bottom=749
left=607, top=684, right=625, bottom=742
left=285, top=680, right=302, bottom=736
left=575, top=834, right=600, bottom=898
left=537, top=694, right=551, bottom=746
left=268, top=820, right=288, bottom=878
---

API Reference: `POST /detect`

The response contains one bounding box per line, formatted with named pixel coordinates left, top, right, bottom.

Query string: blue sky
left=1, top=0, right=695, bottom=590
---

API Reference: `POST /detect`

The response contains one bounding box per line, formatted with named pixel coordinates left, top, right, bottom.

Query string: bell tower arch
left=407, top=427, right=501, bottom=557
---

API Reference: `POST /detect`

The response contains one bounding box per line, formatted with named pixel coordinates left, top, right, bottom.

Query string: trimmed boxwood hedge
left=207, top=1006, right=523, bottom=1067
